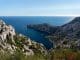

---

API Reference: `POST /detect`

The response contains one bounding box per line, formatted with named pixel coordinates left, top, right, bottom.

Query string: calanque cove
left=27, top=17, right=80, bottom=49
left=1, top=17, right=80, bottom=60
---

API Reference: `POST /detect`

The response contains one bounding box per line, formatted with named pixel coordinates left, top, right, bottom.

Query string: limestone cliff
left=0, top=20, right=46, bottom=56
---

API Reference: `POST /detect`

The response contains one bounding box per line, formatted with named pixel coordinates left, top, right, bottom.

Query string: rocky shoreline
left=27, top=17, right=80, bottom=49
left=27, top=23, right=59, bottom=35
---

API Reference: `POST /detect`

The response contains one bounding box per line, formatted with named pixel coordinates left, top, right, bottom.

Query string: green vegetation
left=0, top=50, right=46, bottom=60
left=1, top=34, right=80, bottom=60
left=0, top=48, right=80, bottom=60
left=49, top=49, right=80, bottom=60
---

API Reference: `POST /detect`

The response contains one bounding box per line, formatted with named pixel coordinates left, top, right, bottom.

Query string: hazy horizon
left=0, top=0, right=80, bottom=16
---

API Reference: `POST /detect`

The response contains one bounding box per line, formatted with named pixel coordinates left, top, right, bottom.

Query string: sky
left=0, top=0, right=80, bottom=16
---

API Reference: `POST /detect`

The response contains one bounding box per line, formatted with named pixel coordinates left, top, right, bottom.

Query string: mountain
left=60, top=17, right=80, bottom=37
left=0, top=20, right=46, bottom=56
left=49, top=17, right=80, bottom=49
left=27, top=17, right=80, bottom=49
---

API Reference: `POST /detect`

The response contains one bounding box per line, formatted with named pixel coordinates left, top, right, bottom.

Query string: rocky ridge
left=27, top=23, right=59, bottom=35
left=0, top=20, right=46, bottom=55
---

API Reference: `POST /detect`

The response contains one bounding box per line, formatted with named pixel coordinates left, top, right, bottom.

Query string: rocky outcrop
left=0, top=20, right=46, bottom=56
left=0, top=20, right=15, bottom=43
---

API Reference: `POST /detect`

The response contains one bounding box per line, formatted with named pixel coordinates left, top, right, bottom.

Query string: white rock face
left=0, top=20, right=15, bottom=43
left=0, top=20, right=46, bottom=56
left=23, top=45, right=34, bottom=55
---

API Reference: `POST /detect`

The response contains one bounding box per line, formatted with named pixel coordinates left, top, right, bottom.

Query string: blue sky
left=0, top=0, right=80, bottom=16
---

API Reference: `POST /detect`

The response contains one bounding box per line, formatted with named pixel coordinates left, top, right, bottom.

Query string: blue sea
left=0, top=16, right=72, bottom=49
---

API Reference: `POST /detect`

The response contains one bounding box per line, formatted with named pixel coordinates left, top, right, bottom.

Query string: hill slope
left=0, top=20, right=46, bottom=56
left=27, top=17, right=80, bottom=49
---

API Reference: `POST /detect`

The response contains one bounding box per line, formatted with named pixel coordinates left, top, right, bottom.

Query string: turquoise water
left=0, top=16, right=72, bottom=49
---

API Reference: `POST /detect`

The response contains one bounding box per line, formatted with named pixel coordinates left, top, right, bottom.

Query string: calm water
left=0, top=16, right=72, bottom=49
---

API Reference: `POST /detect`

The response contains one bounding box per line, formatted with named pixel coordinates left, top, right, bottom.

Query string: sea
left=0, top=16, right=72, bottom=49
